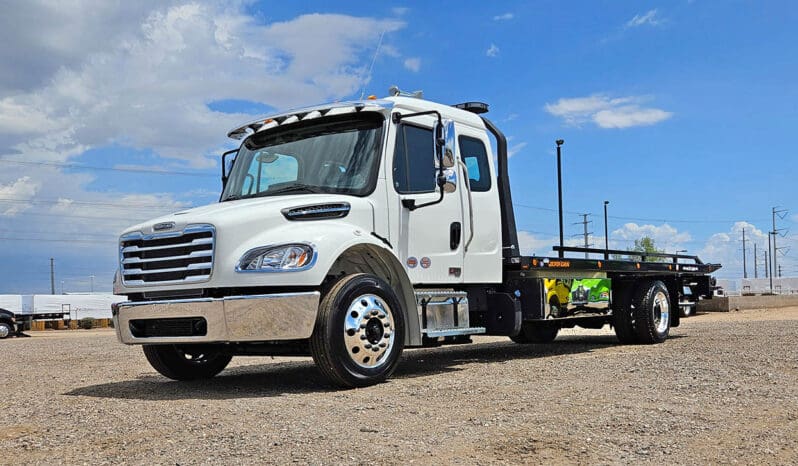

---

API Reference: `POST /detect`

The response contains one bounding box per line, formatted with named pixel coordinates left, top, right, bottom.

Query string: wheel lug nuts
left=360, top=335, right=367, bottom=340
left=379, top=343, right=387, bottom=348
left=364, top=344, right=372, bottom=349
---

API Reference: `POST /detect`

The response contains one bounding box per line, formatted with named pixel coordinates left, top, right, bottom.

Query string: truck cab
left=112, top=91, right=719, bottom=387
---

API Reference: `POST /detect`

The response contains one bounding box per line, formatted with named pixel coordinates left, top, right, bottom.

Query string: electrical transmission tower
left=741, top=228, right=748, bottom=279
left=771, top=207, right=789, bottom=286
left=572, top=214, right=593, bottom=259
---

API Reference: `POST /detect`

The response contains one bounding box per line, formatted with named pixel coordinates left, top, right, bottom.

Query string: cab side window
left=393, top=124, right=436, bottom=193
left=458, top=136, right=491, bottom=192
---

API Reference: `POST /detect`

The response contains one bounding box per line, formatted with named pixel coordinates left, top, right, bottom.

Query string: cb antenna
left=359, top=30, right=385, bottom=100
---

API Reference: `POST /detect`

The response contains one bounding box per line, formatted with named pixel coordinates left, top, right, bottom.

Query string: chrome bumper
left=113, top=292, right=320, bottom=345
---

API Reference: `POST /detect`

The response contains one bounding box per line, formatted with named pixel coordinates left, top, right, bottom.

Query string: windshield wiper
left=258, top=184, right=324, bottom=196
left=222, top=194, right=244, bottom=202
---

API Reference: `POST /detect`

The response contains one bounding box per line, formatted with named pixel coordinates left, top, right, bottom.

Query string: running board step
left=424, top=327, right=486, bottom=338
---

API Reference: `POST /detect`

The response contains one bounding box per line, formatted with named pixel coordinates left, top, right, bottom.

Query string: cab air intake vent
left=282, top=203, right=351, bottom=221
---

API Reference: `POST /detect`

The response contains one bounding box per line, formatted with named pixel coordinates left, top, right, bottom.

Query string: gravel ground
left=1, top=308, right=797, bottom=465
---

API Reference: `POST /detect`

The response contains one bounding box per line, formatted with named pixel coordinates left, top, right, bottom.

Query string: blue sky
left=0, top=0, right=796, bottom=293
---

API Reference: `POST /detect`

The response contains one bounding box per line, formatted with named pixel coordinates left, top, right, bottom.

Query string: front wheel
left=142, top=345, right=232, bottom=380
left=0, top=322, right=13, bottom=339
left=310, top=273, right=405, bottom=388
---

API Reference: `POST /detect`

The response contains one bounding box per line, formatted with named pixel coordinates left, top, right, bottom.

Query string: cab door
left=392, top=121, right=465, bottom=284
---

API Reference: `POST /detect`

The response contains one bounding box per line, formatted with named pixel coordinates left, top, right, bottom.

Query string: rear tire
left=510, top=323, right=559, bottom=344
left=632, top=280, right=671, bottom=344
left=142, top=345, right=232, bottom=380
left=612, top=281, right=638, bottom=344
left=310, top=273, right=405, bottom=388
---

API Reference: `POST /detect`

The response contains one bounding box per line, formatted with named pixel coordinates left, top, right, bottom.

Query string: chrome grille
left=120, top=224, right=215, bottom=286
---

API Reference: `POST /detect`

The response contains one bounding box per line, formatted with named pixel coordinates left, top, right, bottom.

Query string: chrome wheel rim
left=343, top=294, right=395, bottom=369
left=0, top=324, right=10, bottom=338
left=653, top=291, right=670, bottom=333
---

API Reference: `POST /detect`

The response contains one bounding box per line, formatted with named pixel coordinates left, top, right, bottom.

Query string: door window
left=458, top=136, right=491, bottom=192
left=393, top=125, right=436, bottom=194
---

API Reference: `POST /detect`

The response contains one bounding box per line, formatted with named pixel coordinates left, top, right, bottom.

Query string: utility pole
left=742, top=228, right=747, bottom=279
left=90, top=275, right=95, bottom=293
left=779, top=264, right=783, bottom=278
left=768, top=233, right=773, bottom=292
left=556, top=139, right=565, bottom=258
left=754, top=243, right=758, bottom=279
left=49, top=258, right=55, bottom=295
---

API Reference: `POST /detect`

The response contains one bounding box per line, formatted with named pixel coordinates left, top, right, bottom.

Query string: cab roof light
left=452, top=102, right=489, bottom=114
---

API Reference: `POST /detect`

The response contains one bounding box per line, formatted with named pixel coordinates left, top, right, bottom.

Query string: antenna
left=359, top=30, right=385, bottom=100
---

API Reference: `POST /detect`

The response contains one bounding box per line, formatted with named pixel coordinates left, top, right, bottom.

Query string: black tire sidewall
left=323, top=274, right=405, bottom=384
left=634, top=281, right=671, bottom=343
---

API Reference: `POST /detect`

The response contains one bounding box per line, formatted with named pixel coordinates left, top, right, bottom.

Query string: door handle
left=450, top=222, right=462, bottom=250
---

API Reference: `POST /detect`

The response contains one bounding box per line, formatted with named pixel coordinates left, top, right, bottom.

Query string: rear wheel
left=142, top=344, right=232, bottom=380
left=510, top=323, right=559, bottom=344
left=632, top=280, right=671, bottom=344
left=310, top=273, right=405, bottom=388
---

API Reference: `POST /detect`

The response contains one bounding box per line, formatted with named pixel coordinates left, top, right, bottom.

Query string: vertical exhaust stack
left=481, top=116, right=519, bottom=261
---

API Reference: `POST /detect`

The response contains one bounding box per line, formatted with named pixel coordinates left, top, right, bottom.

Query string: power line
left=512, top=203, right=773, bottom=225
left=0, top=158, right=217, bottom=177
left=0, top=197, right=191, bottom=210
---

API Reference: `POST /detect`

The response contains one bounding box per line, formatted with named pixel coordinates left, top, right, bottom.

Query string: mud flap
left=485, top=291, right=522, bottom=336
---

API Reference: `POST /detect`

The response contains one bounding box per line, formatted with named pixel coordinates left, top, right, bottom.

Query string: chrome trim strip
left=121, top=250, right=213, bottom=264
left=114, top=292, right=321, bottom=344
left=121, top=237, right=213, bottom=253
left=425, top=327, right=486, bottom=338
left=122, top=262, right=212, bottom=275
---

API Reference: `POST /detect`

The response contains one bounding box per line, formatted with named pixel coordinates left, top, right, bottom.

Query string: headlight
left=236, top=243, right=316, bottom=272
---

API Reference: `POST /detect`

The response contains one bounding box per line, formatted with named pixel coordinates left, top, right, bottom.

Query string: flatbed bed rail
left=506, top=246, right=721, bottom=276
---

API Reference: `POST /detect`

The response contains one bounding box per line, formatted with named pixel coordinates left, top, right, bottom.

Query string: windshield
left=221, top=113, right=384, bottom=201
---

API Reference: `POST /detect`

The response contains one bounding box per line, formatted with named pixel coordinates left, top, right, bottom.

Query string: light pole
left=556, top=139, right=565, bottom=258
left=603, top=200, right=609, bottom=259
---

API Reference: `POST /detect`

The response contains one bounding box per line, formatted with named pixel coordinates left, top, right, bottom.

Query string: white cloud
left=508, top=142, right=527, bottom=158
left=392, top=7, right=409, bottom=16
left=612, top=223, right=692, bottom=253
left=403, top=57, right=421, bottom=72
left=699, top=222, right=775, bottom=277
left=0, top=177, right=41, bottom=216
left=625, top=9, right=662, bottom=29
left=544, top=94, right=672, bottom=129
left=517, top=231, right=555, bottom=256
left=493, top=13, right=514, bottom=21
left=0, top=3, right=408, bottom=285
left=486, top=44, right=500, bottom=57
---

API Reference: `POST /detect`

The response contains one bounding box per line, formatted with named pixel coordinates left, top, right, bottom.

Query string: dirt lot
left=1, top=308, right=797, bottom=465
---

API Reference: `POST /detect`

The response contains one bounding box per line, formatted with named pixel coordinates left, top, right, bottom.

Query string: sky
left=1, top=0, right=796, bottom=294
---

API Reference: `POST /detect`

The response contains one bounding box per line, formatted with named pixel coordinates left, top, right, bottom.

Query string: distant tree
left=613, top=236, right=665, bottom=262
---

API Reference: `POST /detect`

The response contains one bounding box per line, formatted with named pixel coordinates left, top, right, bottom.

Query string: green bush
left=79, top=317, right=95, bottom=330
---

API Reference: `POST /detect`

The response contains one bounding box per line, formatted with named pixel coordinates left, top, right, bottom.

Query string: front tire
left=0, top=322, right=13, bottom=339
left=510, top=322, right=559, bottom=344
left=142, top=345, right=232, bottom=381
left=310, top=273, right=405, bottom=388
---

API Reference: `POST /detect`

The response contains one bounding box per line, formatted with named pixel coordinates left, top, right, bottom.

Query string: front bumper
left=113, top=292, right=320, bottom=345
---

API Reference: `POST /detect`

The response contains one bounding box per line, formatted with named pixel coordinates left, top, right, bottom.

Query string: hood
left=121, top=194, right=375, bottom=237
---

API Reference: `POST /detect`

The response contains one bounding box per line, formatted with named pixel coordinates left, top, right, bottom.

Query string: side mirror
left=221, top=149, right=238, bottom=188
left=434, top=119, right=456, bottom=169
